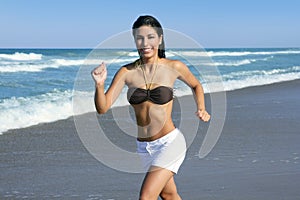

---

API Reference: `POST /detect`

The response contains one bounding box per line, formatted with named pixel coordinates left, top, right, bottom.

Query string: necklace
left=140, top=60, right=158, bottom=90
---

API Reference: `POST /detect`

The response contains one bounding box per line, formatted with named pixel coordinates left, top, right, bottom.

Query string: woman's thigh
left=140, top=166, right=174, bottom=199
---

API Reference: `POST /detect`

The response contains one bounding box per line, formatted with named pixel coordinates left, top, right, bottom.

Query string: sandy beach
left=1, top=80, right=300, bottom=199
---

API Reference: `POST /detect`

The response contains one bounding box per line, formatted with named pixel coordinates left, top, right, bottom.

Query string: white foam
left=0, top=57, right=141, bottom=73
left=52, top=59, right=84, bottom=66
left=0, top=63, right=56, bottom=73
left=219, top=71, right=300, bottom=92
left=0, top=89, right=73, bottom=134
left=193, top=65, right=300, bottom=93
left=208, top=59, right=253, bottom=67
left=54, top=58, right=135, bottom=66
left=0, top=52, right=42, bottom=61
left=207, top=50, right=300, bottom=57
left=2, top=69, right=300, bottom=134
left=115, top=48, right=298, bottom=57
left=173, top=86, right=193, bottom=96
left=0, top=88, right=133, bottom=134
left=177, top=51, right=209, bottom=57
left=127, top=52, right=139, bottom=57
left=224, top=66, right=300, bottom=78
left=107, top=57, right=137, bottom=65
left=0, top=58, right=83, bottom=73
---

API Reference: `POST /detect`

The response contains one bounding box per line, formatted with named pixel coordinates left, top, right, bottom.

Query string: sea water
left=1, top=48, right=300, bottom=134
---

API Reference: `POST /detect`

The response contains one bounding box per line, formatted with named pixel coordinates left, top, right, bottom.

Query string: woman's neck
left=141, top=55, right=158, bottom=65
left=141, top=56, right=159, bottom=72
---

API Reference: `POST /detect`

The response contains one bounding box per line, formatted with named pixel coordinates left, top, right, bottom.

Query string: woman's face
left=134, top=25, right=162, bottom=59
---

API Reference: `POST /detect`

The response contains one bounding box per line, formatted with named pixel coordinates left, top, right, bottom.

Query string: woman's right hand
left=91, top=62, right=107, bottom=86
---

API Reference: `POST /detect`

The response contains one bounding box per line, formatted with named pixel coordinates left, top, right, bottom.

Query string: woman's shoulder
left=121, top=59, right=139, bottom=71
left=116, top=61, right=137, bottom=74
left=160, top=58, right=186, bottom=70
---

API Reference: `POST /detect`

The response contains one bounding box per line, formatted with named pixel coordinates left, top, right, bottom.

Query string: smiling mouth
left=141, top=48, right=153, bottom=54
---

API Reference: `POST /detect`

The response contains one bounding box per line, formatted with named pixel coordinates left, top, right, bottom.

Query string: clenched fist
left=91, top=62, right=107, bottom=86
left=195, top=109, right=211, bottom=122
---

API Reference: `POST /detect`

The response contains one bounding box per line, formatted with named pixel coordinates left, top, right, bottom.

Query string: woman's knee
left=160, top=190, right=180, bottom=200
left=139, top=191, right=157, bottom=200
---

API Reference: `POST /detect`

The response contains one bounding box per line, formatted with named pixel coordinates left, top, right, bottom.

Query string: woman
left=92, top=15, right=210, bottom=200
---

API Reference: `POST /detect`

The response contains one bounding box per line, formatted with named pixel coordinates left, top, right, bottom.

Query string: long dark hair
left=132, top=15, right=166, bottom=58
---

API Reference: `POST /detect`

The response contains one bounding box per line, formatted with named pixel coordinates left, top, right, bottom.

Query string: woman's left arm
left=175, top=61, right=210, bottom=122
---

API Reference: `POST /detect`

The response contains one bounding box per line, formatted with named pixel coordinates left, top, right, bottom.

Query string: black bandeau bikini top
left=127, top=86, right=173, bottom=105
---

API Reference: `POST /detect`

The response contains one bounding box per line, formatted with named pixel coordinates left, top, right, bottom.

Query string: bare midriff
left=132, top=101, right=176, bottom=142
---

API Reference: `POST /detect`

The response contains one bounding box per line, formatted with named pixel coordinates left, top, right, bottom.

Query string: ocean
left=1, top=48, right=300, bottom=134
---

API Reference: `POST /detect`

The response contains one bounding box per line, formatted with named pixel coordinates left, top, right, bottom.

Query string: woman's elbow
left=96, top=107, right=108, bottom=114
left=192, top=84, right=202, bottom=92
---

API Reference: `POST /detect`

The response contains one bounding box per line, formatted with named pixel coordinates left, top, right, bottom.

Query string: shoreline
left=1, top=78, right=300, bottom=136
left=1, top=79, right=300, bottom=199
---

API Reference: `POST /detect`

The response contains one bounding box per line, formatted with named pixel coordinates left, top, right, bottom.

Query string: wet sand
left=1, top=80, right=300, bottom=199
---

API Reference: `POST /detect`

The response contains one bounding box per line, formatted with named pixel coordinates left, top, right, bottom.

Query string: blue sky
left=1, top=0, right=299, bottom=48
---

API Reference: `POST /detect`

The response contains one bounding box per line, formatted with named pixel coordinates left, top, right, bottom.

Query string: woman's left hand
left=195, top=110, right=211, bottom=122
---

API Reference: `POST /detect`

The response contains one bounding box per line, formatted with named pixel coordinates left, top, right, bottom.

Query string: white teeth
left=143, top=48, right=151, bottom=53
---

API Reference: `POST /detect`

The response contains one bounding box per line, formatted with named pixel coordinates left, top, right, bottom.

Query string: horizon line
left=1, top=46, right=300, bottom=49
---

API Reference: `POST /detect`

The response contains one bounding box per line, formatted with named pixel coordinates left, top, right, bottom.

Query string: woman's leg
left=139, top=166, right=181, bottom=200
left=160, top=176, right=182, bottom=200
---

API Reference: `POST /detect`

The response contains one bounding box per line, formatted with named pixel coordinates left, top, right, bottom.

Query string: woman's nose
left=142, top=38, right=148, bottom=46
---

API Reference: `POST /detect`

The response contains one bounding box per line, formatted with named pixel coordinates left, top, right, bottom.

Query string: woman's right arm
left=91, top=62, right=126, bottom=114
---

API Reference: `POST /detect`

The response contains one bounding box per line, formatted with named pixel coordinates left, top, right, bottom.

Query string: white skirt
left=136, top=128, right=186, bottom=174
